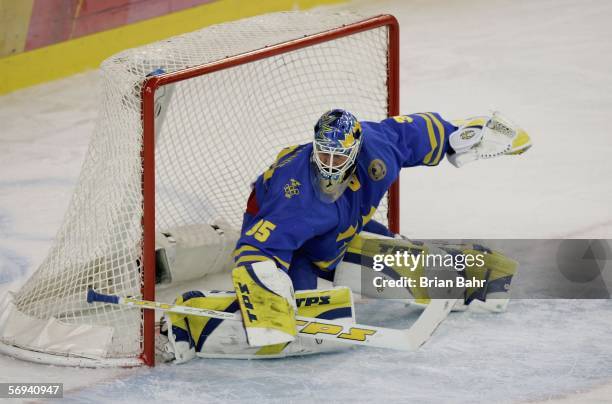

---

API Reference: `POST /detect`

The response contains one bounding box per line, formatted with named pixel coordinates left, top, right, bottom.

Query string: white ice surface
left=1, top=0, right=611, bottom=402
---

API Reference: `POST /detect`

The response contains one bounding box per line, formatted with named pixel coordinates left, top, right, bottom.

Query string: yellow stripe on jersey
left=336, top=225, right=357, bottom=242
left=336, top=207, right=377, bottom=245
left=314, top=245, right=349, bottom=270
left=417, top=113, right=438, bottom=165
left=234, top=246, right=289, bottom=271
left=263, top=167, right=275, bottom=182
left=273, top=255, right=290, bottom=270
left=362, top=206, right=377, bottom=226
left=263, top=145, right=300, bottom=182
left=235, top=255, right=272, bottom=265
left=425, top=112, right=446, bottom=165
left=347, top=174, right=361, bottom=191
left=232, top=245, right=260, bottom=258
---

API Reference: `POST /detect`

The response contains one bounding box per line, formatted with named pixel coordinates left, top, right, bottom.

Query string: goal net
left=0, top=11, right=399, bottom=367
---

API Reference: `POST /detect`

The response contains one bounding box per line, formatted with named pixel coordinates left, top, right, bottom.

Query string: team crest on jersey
left=283, top=178, right=301, bottom=198
left=368, top=159, right=387, bottom=181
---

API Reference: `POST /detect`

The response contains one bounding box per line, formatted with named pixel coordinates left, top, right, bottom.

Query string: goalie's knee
left=232, top=261, right=297, bottom=346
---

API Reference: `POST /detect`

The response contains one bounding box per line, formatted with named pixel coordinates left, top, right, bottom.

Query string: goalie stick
left=88, top=289, right=455, bottom=352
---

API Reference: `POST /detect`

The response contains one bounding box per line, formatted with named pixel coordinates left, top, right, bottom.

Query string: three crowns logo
left=284, top=179, right=301, bottom=198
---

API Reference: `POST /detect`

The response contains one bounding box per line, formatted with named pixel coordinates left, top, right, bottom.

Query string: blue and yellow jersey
left=233, top=113, right=457, bottom=287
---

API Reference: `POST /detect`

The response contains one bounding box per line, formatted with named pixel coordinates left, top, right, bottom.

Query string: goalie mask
left=310, top=109, right=362, bottom=203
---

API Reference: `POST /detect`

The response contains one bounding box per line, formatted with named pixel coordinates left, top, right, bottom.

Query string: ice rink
left=1, top=0, right=611, bottom=402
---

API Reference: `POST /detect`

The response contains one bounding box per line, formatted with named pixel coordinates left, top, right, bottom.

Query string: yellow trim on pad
left=0, top=0, right=345, bottom=95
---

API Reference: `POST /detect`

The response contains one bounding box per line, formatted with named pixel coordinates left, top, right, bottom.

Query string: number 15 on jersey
left=245, top=219, right=276, bottom=242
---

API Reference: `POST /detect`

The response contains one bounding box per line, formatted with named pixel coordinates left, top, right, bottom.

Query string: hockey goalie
left=156, top=109, right=530, bottom=363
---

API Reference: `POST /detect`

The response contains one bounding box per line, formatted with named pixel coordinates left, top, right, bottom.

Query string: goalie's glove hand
left=447, top=112, right=532, bottom=167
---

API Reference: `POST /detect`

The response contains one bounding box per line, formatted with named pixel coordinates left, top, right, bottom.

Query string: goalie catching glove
left=448, top=112, right=532, bottom=167
left=232, top=260, right=297, bottom=346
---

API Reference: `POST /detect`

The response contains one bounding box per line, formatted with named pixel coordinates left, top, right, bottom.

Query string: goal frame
left=139, top=14, right=400, bottom=366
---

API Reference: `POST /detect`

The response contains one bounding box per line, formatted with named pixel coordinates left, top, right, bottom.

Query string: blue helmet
left=311, top=109, right=363, bottom=203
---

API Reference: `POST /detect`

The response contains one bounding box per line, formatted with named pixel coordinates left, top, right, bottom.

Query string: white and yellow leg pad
left=232, top=260, right=297, bottom=346
left=164, top=290, right=237, bottom=364
left=459, top=244, right=519, bottom=312
left=164, top=287, right=354, bottom=360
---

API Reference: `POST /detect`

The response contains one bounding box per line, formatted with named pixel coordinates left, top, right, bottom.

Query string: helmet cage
left=310, top=138, right=361, bottom=203
left=312, top=141, right=359, bottom=180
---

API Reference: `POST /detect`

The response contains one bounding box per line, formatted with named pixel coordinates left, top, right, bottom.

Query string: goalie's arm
left=367, top=112, right=456, bottom=168
left=366, top=111, right=531, bottom=171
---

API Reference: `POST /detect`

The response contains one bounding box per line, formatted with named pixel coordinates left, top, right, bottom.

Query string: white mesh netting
left=1, top=11, right=394, bottom=363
